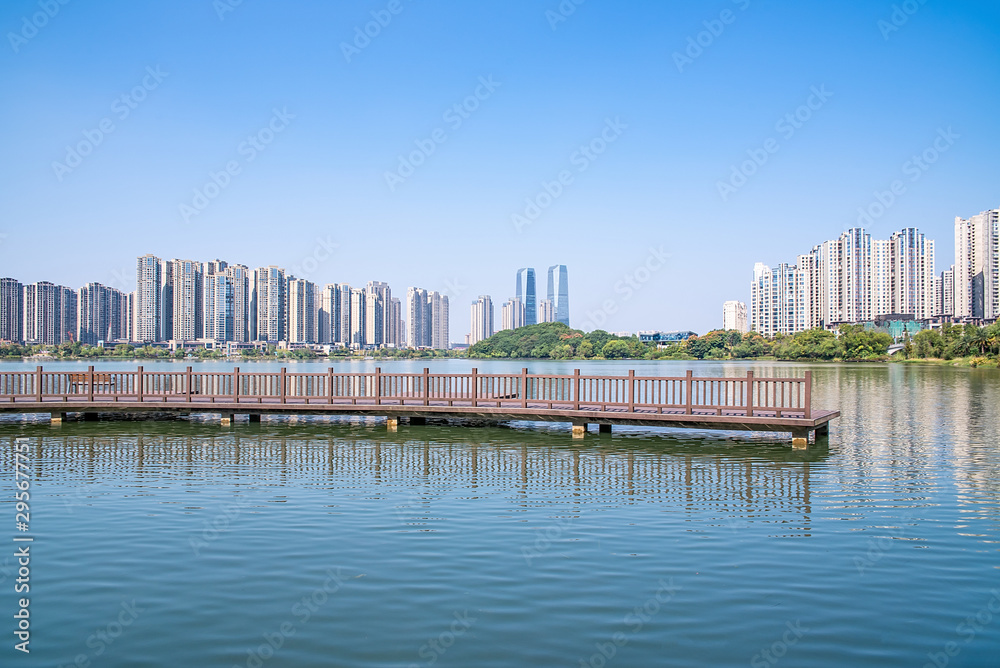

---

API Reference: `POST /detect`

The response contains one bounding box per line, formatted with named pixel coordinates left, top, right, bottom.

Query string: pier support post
left=599, top=423, right=613, bottom=434
left=791, top=429, right=810, bottom=449
left=248, top=414, right=261, bottom=423
left=387, top=417, right=399, bottom=432
left=50, top=412, right=66, bottom=425
left=221, top=413, right=234, bottom=426
left=572, top=422, right=587, bottom=439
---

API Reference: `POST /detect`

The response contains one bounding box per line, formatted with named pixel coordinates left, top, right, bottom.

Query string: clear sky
left=1, top=0, right=998, bottom=338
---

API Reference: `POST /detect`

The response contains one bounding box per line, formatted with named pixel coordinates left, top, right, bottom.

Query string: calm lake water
left=1, top=359, right=998, bottom=667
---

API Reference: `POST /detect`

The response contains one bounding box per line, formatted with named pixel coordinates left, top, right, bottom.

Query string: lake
left=1, top=359, right=998, bottom=667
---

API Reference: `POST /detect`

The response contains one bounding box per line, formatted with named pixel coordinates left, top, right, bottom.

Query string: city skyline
left=2, top=3, right=998, bottom=334
left=748, top=209, right=1000, bottom=336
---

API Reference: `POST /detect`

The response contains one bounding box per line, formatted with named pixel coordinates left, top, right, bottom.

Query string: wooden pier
left=0, top=366, right=839, bottom=447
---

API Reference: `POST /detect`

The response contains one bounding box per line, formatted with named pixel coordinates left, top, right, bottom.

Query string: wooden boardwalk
left=0, top=366, right=839, bottom=447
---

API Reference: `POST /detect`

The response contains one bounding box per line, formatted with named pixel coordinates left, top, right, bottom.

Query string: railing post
left=35, top=365, right=42, bottom=402
left=137, top=366, right=144, bottom=402
left=185, top=366, right=192, bottom=401
left=279, top=367, right=286, bottom=404
left=471, top=368, right=478, bottom=407
left=233, top=367, right=240, bottom=404
left=423, top=368, right=430, bottom=406
left=521, top=368, right=528, bottom=408
left=375, top=367, right=382, bottom=405
left=685, top=370, right=693, bottom=415
left=746, top=370, right=754, bottom=417
left=804, top=370, right=812, bottom=419
left=627, top=370, right=635, bottom=412
left=88, top=365, right=95, bottom=401
left=328, top=368, right=334, bottom=404
left=573, top=369, right=581, bottom=410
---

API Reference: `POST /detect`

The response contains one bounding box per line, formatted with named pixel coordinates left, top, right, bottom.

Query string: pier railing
left=0, top=367, right=813, bottom=418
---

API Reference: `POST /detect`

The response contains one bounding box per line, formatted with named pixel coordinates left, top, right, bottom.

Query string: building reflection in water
left=3, top=423, right=827, bottom=538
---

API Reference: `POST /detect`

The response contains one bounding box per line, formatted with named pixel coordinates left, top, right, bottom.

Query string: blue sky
left=1, top=0, right=998, bottom=337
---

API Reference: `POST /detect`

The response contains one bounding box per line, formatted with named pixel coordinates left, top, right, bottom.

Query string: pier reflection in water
left=6, top=422, right=826, bottom=539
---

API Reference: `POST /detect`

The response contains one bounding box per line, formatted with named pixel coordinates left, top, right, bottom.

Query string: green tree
left=601, top=340, right=631, bottom=359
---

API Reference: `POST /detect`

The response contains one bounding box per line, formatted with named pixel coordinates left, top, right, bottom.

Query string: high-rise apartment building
left=934, top=266, right=955, bottom=317
left=159, top=258, right=173, bottom=341
left=516, top=268, right=536, bottom=326
left=470, top=295, right=494, bottom=345
left=405, top=287, right=449, bottom=349
left=349, top=288, right=366, bottom=347
left=78, top=283, right=128, bottom=345
left=407, top=287, right=428, bottom=348
left=722, top=300, right=748, bottom=333
left=23, top=282, right=76, bottom=345
left=203, top=273, right=234, bottom=343
left=889, top=228, right=935, bottom=320
left=170, top=259, right=203, bottom=342
left=538, top=299, right=554, bottom=323
left=954, top=209, right=1000, bottom=319
left=365, top=281, right=392, bottom=347
left=391, top=297, right=404, bottom=347
left=225, top=265, right=251, bottom=343
left=0, top=277, right=23, bottom=342
left=287, top=278, right=317, bottom=344
left=429, top=291, right=448, bottom=350
left=750, top=263, right=807, bottom=337
left=546, top=264, right=569, bottom=325
left=753, top=227, right=937, bottom=335
left=319, top=283, right=352, bottom=345
left=134, top=254, right=162, bottom=343
left=501, top=297, right=525, bottom=331
left=253, top=266, right=286, bottom=342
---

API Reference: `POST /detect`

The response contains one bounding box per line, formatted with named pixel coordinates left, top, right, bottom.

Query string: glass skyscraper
left=516, top=268, right=536, bottom=326
left=547, top=264, right=569, bottom=326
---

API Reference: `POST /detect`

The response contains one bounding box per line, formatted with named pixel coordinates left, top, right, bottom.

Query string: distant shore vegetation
left=466, top=321, right=1000, bottom=367
left=3, top=321, right=997, bottom=367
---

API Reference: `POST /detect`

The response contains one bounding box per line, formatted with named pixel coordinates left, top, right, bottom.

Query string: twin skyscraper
left=514, top=265, right=569, bottom=326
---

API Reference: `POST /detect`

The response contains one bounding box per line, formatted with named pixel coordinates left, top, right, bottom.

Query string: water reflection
left=1, top=422, right=829, bottom=539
